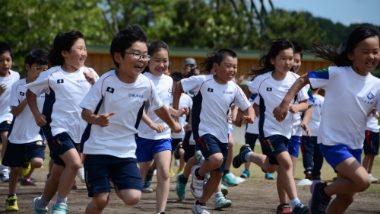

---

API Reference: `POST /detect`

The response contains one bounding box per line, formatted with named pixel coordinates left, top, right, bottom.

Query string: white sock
left=245, top=152, right=253, bottom=162
left=214, top=192, right=223, bottom=198
left=290, top=198, right=301, bottom=209
left=200, top=157, right=205, bottom=165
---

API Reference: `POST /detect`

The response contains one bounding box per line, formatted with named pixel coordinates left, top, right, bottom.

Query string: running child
left=362, top=110, right=379, bottom=183
left=27, top=30, right=99, bottom=214
left=273, top=23, right=380, bottom=214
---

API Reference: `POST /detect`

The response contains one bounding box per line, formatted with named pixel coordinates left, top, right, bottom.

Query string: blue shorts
left=260, top=135, right=289, bottom=165
left=48, top=132, right=79, bottom=166
left=84, top=155, right=142, bottom=197
left=0, top=120, right=11, bottom=131
left=245, top=133, right=259, bottom=151
left=363, top=130, right=379, bottom=155
left=196, top=134, right=228, bottom=172
left=136, top=137, right=172, bottom=162
left=2, top=140, right=46, bottom=167
left=319, top=144, right=362, bottom=169
left=288, top=136, right=301, bottom=157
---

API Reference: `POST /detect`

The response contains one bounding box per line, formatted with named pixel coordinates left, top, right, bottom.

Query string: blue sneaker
left=176, top=174, right=187, bottom=199
left=240, top=169, right=250, bottom=178
left=265, top=172, right=275, bottom=180
left=33, top=197, right=48, bottom=214
left=50, top=203, right=68, bottom=214
left=214, top=195, right=232, bottom=210
left=292, top=203, right=309, bottom=214
left=232, top=144, right=252, bottom=168
left=221, top=184, right=228, bottom=197
left=222, top=173, right=238, bottom=187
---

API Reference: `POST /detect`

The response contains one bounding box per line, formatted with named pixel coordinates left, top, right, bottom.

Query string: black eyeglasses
left=124, top=52, right=151, bottom=61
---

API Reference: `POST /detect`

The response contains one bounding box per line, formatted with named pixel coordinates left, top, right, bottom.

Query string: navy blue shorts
left=2, top=140, right=46, bottom=167
left=136, top=137, right=172, bottom=162
left=245, top=133, right=259, bottom=151
left=363, top=130, right=379, bottom=155
left=0, top=120, right=11, bottom=131
left=196, top=134, right=228, bottom=172
left=84, top=155, right=142, bottom=197
left=289, top=136, right=301, bottom=157
left=48, top=132, right=79, bottom=166
left=171, top=138, right=182, bottom=153
left=320, top=144, right=362, bottom=169
left=260, top=135, right=289, bottom=165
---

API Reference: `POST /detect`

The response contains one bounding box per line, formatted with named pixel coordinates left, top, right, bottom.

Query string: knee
left=279, top=159, right=292, bottom=171
left=122, top=194, right=141, bottom=206
left=208, top=154, right=224, bottom=167
left=157, top=167, right=170, bottom=181
left=355, top=177, right=371, bottom=192
left=336, top=194, right=354, bottom=205
left=67, top=161, right=82, bottom=172
left=31, top=159, right=43, bottom=168
left=93, top=196, right=109, bottom=210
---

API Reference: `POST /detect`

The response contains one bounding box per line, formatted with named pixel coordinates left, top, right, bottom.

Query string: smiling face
left=0, top=52, right=12, bottom=77
left=293, top=53, right=302, bottom=73
left=115, top=41, right=148, bottom=80
left=148, top=48, right=169, bottom=76
left=62, top=38, right=87, bottom=70
left=213, top=56, right=238, bottom=84
left=348, top=36, right=380, bottom=76
left=271, top=48, right=294, bottom=76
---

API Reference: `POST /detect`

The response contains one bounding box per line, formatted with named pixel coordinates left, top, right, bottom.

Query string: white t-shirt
left=302, top=94, right=324, bottom=137
left=181, top=74, right=250, bottom=143
left=247, top=72, right=309, bottom=139
left=309, top=66, right=380, bottom=149
left=246, top=93, right=259, bottom=134
left=8, top=79, right=45, bottom=143
left=171, top=93, right=193, bottom=139
left=80, top=71, right=163, bottom=158
left=0, top=70, right=20, bottom=123
left=26, top=66, right=99, bottom=143
left=138, top=72, right=173, bottom=140
left=366, top=112, right=379, bottom=133
left=291, top=83, right=312, bottom=137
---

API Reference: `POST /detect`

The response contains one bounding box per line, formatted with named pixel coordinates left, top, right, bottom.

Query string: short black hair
left=25, top=48, right=49, bottom=66
left=170, top=72, right=183, bottom=82
left=49, top=30, right=84, bottom=66
left=292, top=41, right=303, bottom=59
left=110, top=24, right=148, bottom=68
left=0, top=42, right=14, bottom=60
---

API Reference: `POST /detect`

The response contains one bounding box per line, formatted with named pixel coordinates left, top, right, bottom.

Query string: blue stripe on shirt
left=308, top=68, right=329, bottom=79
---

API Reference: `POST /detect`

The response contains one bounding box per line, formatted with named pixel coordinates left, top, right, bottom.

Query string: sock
left=179, top=174, right=188, bottom=184
left=318, top=186, right=331, bottom=199
left=290, top=198, right=301, bottom=209
left=214, top=192, right=223, bottom=198
left=55, top=196, right=67, bottom=205
left=199, top=157, right=205, bottom=165
left=196, top=200, right=206, bottom=206
left=245, top=152, right=253, bottom=162
left=37, top=196, right=50, bottom=209
left=223, top=170, right=230, bottom=176
left=195, top=168, right=204, bottom=180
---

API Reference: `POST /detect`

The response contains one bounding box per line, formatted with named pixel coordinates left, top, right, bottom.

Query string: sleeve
left=9, top=82, right=19, bottom=107
left=296, top=84, right=310, bottom=103
left=246, top=76, right=261, bottom=94
left=253, top=94, right=260, bottom=105
left=25, top=70, right=51, bottom=95
left=89, top=68, right=100, bottom=82
left=234, top=85, right=251, bottom=111
left=181, top=75, right=207, bottom=94
left=149, top=80, right=163, bottom=111
left=188, top=96, right=193, bottom=110
left=79, top=77, right=103, bottom=112
left=308, top=67, right=336, bottom=90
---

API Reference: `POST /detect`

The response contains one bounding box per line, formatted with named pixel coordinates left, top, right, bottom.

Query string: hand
left=301, top=123, right=311, bottom=137
left=0, top=84, right=7, bottom=95
left=244, top=116, right=254, bottom=124
left=177, top=107, right=189, bottom=117
left=237, top=75, right=245, bottom=85
left=149, top=123, right=165, bottom=133
left=95, top=112, right=115, bottom=127
left=171, top=122, right=182, bottom=133
left=228, top=114, right=233, bottom=121
left=233, top=111, right=244, bottom=127
left=33, top=112, right=47, bottom=127
left=84, top=71, right=96, bottom=85
left=289, top=105, right=299, bottom=113
left=184, top=123, right=192, bottom=132
left=273, top=102, right=289, bottom=122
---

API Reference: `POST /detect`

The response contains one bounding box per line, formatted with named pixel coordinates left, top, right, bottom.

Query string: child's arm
left=172, top=81, right=183, bottom=110
left=289, top=100, right=309, bottom=113
left=81, top=109, right=115, bottom=127
left=26, top=90, right=46, bottom=127
left=141, top=110, right=164, bottom=133
left=0, top=84, right=6, bottom=96
left=184, top=109, right=193, bottom=131
left=154, top=105, right=182, bottom=133
left=242, top=106, right=255, bottom=124
left=11, top=99, right=28, bottom=117
left=301, top=105, right=313, bottom=136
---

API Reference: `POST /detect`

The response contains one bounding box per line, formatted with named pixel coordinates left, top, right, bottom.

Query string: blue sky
left=269, top=0, right=380, bottom=26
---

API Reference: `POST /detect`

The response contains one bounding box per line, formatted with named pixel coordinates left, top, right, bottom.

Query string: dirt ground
left=1, top=168, right=380, bottom=214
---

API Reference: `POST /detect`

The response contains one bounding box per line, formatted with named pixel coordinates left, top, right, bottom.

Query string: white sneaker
left=191, top=202, right=210, bottom=214
left=0, top=168, right=10, bottom=182
left=77, top=167, right=85, bottom=183
left=369, top=174, right=378, bottom=183
left=190, top=166, right=204, bottom=199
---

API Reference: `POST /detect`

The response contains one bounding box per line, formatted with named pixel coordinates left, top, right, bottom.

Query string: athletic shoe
left=176, top=174, right=187, bottom=199
left=369, top=174, right=378, bottom=183
left=144, top=170, right=153, bottom=188
left=305, top=171, right=313, bottom=180
left=292, top=203, right=309, bottom=214
left=232, top=144, right=252, bottom=168
left=195, top=151, right=204, bottom=165
left=177, top=169, right=184, bottom=175
left=276, top=203, right=292, bottom=214
left=190, top=166, right=204, bottom=199
left=222, top=173, right=238, bottom=187
left=240, top=169, right=250, bottom=178
left=169, top=169, right=175, bottom=178
left=221, top=184, right=228, bottom=197
left=309, top=181, right=331, bottom=214
left=0, top=168, right=10, bottom=182
left=265, top=172, right=275, bottom=180
left=71, top=181, right=77, bottom=190
left=33, top=196, right=48, bottom=214
left=77, top=167, right=85, bottom=183
left=214, top=195, right=231, bottom=210
left=21, top=161, right=31, bottom=177
left=6, top=195, right=18, bottom=211
left=142, top=187, right=153, bottom=193
left=313, top=176, right=321, bottom=181
left=21, top=177, right=37, bottom=186
left=191, top=202, right=210, bottom=214
left=50, top=203, right=68, bottom=214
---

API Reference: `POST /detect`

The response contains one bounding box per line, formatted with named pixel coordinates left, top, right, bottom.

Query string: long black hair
left=251, top=39, right=294, bottom=75
left=199, top=48, right=237, bottom=73
left=49, top=30, right=84, bottom=66
left=310, top=23, right=379, bottom=66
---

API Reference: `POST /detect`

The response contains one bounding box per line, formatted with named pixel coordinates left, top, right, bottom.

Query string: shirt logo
left=20, top=92, right=25, bottom=96
left=57, top=79, right=64, bottom=84
left=267, top=87, right=272, bottom=91
left=106, top=87, right=115, bottom=93
left=367, top=92, right=375, bottom=100
left=207, top=88, right=214, bottom=92
left=128, top=93, right=143, bottom=98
